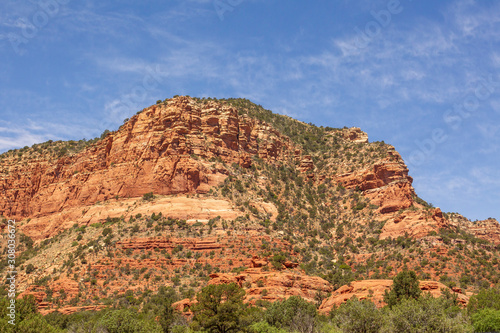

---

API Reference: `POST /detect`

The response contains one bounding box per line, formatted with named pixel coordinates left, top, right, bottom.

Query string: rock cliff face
left=117, top=237, right=223, bottom=251
left=336, top=160, right=412, bottom=193
left=335, top=149, right=415, bottom=214
left=19, top=278, right=80, bottom=313
left=0, top=97, right=300, bottom=237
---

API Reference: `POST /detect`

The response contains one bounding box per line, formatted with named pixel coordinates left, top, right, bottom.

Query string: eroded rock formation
left=319, top=279, right=468, bottom=314
left=342, top=127, right=369, bottom=143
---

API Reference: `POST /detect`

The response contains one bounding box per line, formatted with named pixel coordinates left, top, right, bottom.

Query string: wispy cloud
left=470, top=167, right=500, bottom=187
left=448, top=0, right=500, bottom=40
left=0, top=119, right=95, bottom=153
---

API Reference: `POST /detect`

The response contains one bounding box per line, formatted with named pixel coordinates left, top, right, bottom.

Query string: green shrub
left=102, top=227, right=112, bottom=237
left=250, top=321, right=288, bottom=333
left=332, top=297, right=382, bottom=333
left=0, top=295, right=62, bottom=332
left=270, top=254, right=286, bottom=270
left=381, top=296, right=472, bottom=333
left=26, top=263, right=35, bottom=274
left=472, top=308, right=500, bottom=332
left=100, top=129, right=110, bottom=140
left=17, top=314, right=62, bottom=333
left=352, top=202, right=367, bottom=211
left=192, top=283, right=248, bottom=333
left=383, top=270, right=421, bottom=307
left=467, top=286, right=500, bottom=314
left=264, top=296, right=318, bottom=332
left=98, top=309, right=162, bottom=333
left=142, top=192, right=155, bottom=201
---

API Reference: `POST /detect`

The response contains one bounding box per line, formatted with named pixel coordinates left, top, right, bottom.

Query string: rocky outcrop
left=319, top=279, right=468, bottom=314
left=337, top=160, right=412, bottom=193
left=380, top=208, right=449, bottom=239
left=365, top=181, right=414, bottom=214
left=18, top=287, right=47, bottom=308
left=447, top=214, right=500, bottom=245
left=464, top=218, right=500, bottom=245
left=298, top=155, right=314, bottom=173
left=117, top=237, right=222, bottom=251
left=50, top=278, right=80, bottom=299
left=207, top=267, right=332, bottom=304
left=172, top=298, right=196, bottom=317
left=249, top=201, right=278, bottom=220
left=336, top=158, right=415, bottom=214
left=251, top=256, right=269, bottom=268
left=13, top=195, right=244, bottom=241
left=18, top=277, right=80, bottom=313
left=341, top=127, right=369, bottom=143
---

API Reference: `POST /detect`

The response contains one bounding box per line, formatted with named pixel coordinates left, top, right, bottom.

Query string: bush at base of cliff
left=142, top=192, right=155, bottom=201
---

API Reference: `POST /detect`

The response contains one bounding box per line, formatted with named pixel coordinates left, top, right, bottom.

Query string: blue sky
left=0, top=0, right=499, bottom=221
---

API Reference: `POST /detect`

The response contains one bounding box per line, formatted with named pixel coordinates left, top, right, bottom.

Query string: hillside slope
left=0, top=96, right=498, bottom=313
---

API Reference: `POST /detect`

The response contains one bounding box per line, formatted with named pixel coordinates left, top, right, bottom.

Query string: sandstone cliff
left=0, top=97, right=297, bottom=221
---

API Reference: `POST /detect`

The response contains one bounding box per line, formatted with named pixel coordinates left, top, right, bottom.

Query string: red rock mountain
left=0, top=96, right=498, bottom=313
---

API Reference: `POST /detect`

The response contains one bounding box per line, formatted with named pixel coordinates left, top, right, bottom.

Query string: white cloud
left=448, top=0, right=500, bottom=40
left=470, top=167, right=500, bottom=187
left=0, top=119, right=96, bottom=153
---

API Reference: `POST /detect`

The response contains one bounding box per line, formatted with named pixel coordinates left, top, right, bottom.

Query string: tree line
left=2, top=270, right=500, bottom=332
